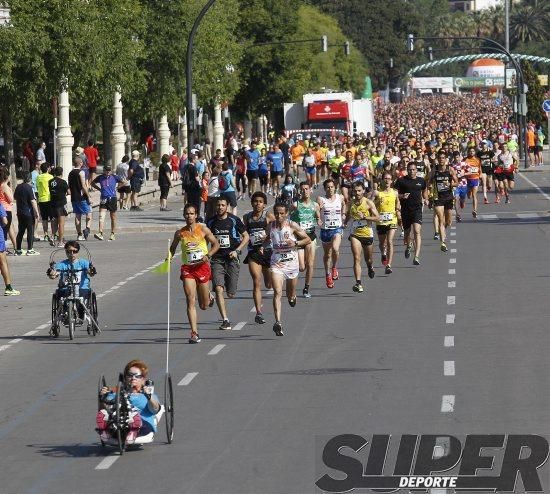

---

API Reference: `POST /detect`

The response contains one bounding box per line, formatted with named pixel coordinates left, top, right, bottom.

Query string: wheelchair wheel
left=50, top=295, right=60, bottom=338
left=165, top=373, right=174, bottom=444
left=67, top=301, right=75, bottom=340
left=89, top=292, right=99, bottom=336
left=115, top=375, right=125, bottom=455
left=97, top=375, right=107, bottom=411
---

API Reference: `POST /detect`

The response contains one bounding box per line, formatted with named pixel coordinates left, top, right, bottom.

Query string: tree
left=522, top=61, right=546, bottom=123
left=510, top=1, right=550, bottom=45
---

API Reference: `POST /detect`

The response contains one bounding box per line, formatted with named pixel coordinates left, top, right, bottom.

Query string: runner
left=450, top=151, right=468, bottom=222
left=68, top=157, right=92, bottom=241
left=35, top=162, right=54, bottom=242
left=303, top=147, right=317, bottom=188
left=267, top=203, right=311, bottom=336
left=344, top=181, right=379, bottom=293
left=477, top=141, right=495, bottom=205
left=495, top=143, right=516, bottom=204
left=206, top=197, right=249, bottom=330
left=169, top=204, right=219, bottom=344
left=373, top=171, right=400, bottom=274
left=395, top=163, right=428, bottom=266
left=267, top=144, right=284, bottom=197
left=317, top=178, right=345, bottom=288
left=246, top=142, right=260, bottom=197
left=243, top=192, right=275, bottom=324
left=339, top=150, right=354, bottom=205
left=464, top=146, right=481, bottom=218
left=290, top=182, right=320, bottom=298
left=91, top=165, right=125, bottom=241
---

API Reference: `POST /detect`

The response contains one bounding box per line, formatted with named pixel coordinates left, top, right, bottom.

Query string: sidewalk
left=521, top=147, right=550, bottom=172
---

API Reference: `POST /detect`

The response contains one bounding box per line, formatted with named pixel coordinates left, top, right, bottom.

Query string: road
left=1, top=171, right=549, bottom=494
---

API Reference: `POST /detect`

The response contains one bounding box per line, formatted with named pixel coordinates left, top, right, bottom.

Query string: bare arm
left=169, top=230, right=180, bottom=258
left=291, top=222, right=311, bottom=248
left=79, top=171, right=90, bottom=200
left=201, top=225, right=220, bottom=259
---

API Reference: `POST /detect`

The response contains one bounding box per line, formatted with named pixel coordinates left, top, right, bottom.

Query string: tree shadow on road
left=28, top=442, right=107, bottom=458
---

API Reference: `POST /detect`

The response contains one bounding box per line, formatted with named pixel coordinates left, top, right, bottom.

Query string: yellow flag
left=153, top=251, right=173, bottom=274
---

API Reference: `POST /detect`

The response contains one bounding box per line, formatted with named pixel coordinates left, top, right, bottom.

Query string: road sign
left=495, top=98, right=501, bottom=106
left=542, top=100, right=550, bottom=112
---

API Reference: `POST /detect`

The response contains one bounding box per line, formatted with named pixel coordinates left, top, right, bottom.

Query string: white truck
left=283, top=91, right=375, bottom=136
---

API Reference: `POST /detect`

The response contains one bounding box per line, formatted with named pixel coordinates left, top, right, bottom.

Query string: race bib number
left=379, top=212, right=393, bottom=222
left=186, top=250, right=204, bottom=264
left=216, top=234, right=230, bottom=248
left=300, top=221, right=314, bottom=231
left=277, top=251, right=295, bottom=262
left=436, top=181, right=449, bottom=191
left=468, top=167, right=478, bottom=174
left=352, top=220, right=369, bottom=229
left=250, top=230, right=265, bottom=246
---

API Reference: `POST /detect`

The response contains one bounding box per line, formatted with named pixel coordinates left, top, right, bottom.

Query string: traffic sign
left=495, top=98, right=501, bottom=106
left=542, top=100, right=550, bottom=112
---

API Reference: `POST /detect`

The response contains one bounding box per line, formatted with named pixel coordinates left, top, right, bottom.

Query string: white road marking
left=36, top=323, right=49, bottom=330
left=110, top=286, right=120, bottom=290
left=8, top=338, right=22, bottom=344
left=444, top=361, right=455, bottom=376
left=266, top=289, right=274, bottom=295
left=441, top=395, right=455, bottom=413
left=116, top=281, right=126, bottom=286
left=126, top=276, right=136, bottom=281
left=448, top=269, right=456, bottom=275
left=95, top=455, right=120, bottom=470
left=23, top=330, right=38, bottom=336
left=135, top=272, right=144, bottom=276
left=519, top=172, right=550, bottom=201
left=450, top=225, right=456, bottom=230
left=449, top=258, right=456, bottom=264
left=444, top=336, right=454, bottom=347
left=450, top=239, right=456, bottom=244
left=450, top=248, right=457, bottom=253
left=178, top=372, right=198, bottom=386
left=233, top=322, right=247, bottom=331
left=516, top=212, right=539, bottom=219
left=104, top=289, right=113, bottom=294
left=448, top=281, right=456, bottom=288
left=479, top=214, right=498, bottom=220
left=250, top=306, right=256, bottom=313
left=97, top=294, right=105, bottom=298
left=446, top=314, right=455, bottom=324
left=450, top=231, right=456, bottom=236
left=447, top=296, right=455, bottom=305
left=0, top=345, right=12, bottom=352
left=208, top=344, right=226, bottom=355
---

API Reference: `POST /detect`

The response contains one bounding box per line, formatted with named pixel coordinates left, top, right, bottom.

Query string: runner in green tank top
left=290, top=182, right=319, bottom=298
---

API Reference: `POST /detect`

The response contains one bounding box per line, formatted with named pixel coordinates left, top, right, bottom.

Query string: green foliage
left=522, top=61, right=546, bottom=123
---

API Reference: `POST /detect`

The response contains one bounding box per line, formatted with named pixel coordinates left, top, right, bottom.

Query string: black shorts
left=271, top=170, right=283, bottom=178
left=99, top=197, right=117, bottom=212
left=259, top=174, right=269, bottom=187
left=502, top=172, right=514, bottom=182
left=331, top=171, right=340, bottom=181
left=118, top=185, right=131, bottom=194
left=130, top=178, right=142, bottom=193
left=401, top=209, right=422, bottom=230
left=159, top=186, right=170, bottom=200
left=38, top=202, right=52, bottom=221
left=51, top=204, right=68, bottom=218
left=349, top=234, right=373, bottom=246
left=306, top=230, right=317, bottom=242
left=220, top=191, right=237, bottom=208
left=246, top=170, right=259, bottom=181
left=529, top=146, right=536, bottom=153
left=433, top=198, right=454, bottom=210
left=376, top=224, right=397, bottom=235
left=243, top=248, right=272, bottom=267
left=481, top=167, right=494, bottom=176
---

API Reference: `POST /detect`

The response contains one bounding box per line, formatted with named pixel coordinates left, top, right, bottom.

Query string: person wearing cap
left=91, top=165, right=125, bottom=241
left=75, top=146, right=89, bottom=185
left=128, top=150, right=145, bottom=211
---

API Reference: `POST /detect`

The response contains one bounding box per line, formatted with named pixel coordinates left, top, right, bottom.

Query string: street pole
left=505, top=0, right=510, bottom=53
left=186, top=0, right=217, bottom=159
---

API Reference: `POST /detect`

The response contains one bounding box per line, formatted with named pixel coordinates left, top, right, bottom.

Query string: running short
left=0, top=238, right=5, bottom=253
left=50, top=205, right=68, bottom=218
left=243, top=248, right=272, bottom=267
left=433, top=198, right=454, bottom=210
left=159, top=186, right=170, bottom=200
left=259, top=174, right=269, bottom=187
left=481, top=166, right=494, bottom=176
left=72, top=200, right=92, bottom=215
left=401, top=210, right=422, bottom=230
left=180, top=262, right=211, bottom=284
left=349, top=234, right=373, bottom=246
left=501, top=172, right=514, bottom=181
left=320, top=227, right=343, bottom=244
left=246, top=170, right=259, bottom=180
left=271, top=170, right=283, bottom=177
left=118, top=185, right=131, bottom=194
left=376, top=224, right=397, bottom=235
left=270, top=264, right=299, bottom=280
left=467, top=179, right=479, bottom=188
left=331, top=171, right=340, bottom=181
left=130, top=177, right=142, bottom=193
left=211, top=258, right=239, bottom=295
left=88, top=166, right=97, bottom=176
left=220, top=191, right=237, bottom=208
left=305, top=230, right=317, bottom=242
left=305, top=167, right=316, bottom=176
left=99, top=197, right=117, bottom=212
left=454, top=186, right=467, bottom=201
left=529, top=146, right=536, bottom=153
left=38, top=202, right=52, bottom=220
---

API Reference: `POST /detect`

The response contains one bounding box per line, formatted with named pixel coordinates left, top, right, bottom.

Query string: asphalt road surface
left=1, top=172, right=549, bottom=494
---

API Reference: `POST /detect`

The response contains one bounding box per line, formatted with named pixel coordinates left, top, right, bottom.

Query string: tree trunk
left=101, top=111, right=112, bottom=166
left=2, top=108, right=17, bottom=191
left=81, top=107, right=96, bottom=146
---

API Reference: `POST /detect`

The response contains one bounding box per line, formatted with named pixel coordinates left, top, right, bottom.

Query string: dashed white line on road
left=444, top=336, right=454, bottom=347
left=37, top=323, right=49, bottom=330
left=441, top=395, right=455, bottom=413
left=479, top=214, right=498, bottom=220
left=450, top=231, right=456, bottom=236
left=126, top=276, right=136, bottom=281
left=110, top=285, right=120, bottom=290
left=233, top=322, right=247, bottom=331
left=444, top=361, right=455, bottom=376
left=448, top=269, right=456, bottom=275
left=446, top=314, right=455, bottom=324
left=447, top=296, right=455, bottom=305
left=449, top=258, right=456, bottom=264
left=519, top=172, right=550, bottom=201
left=208, top=344, right=226, bottom=356
left=95, top=455, right=120, bottom=470
left=266, top=289, right=274, bottom=295
left=450, top=239, right=456, bottom=244
left=135, top=272, right=144, bottom=276
left=23, top=330, right=38, bottom=336
left=0, top=345, right=12, bottom=352
left=250, top=306, right=256, bottom=313
left=116, top=281, right=126, bottom=286
left=97, top=294, right=105, bottom=298
left=450, top=225, right=456, bottom=230
left=104, top=289, right=113, bottom=294
left=8, top=338, right=22, bottom=344
left=178, top=372, right=198, bottom=386
left=448, top=281, right=456, bottom=288
left=450, top=248, right=457, bottom=253
left=516, top=212, right=539, bottom=219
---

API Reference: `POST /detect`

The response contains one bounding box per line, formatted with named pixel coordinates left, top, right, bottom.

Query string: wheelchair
left=97, top=372, right=174, bottom=454
left=49, top=246, right=100, bottom=340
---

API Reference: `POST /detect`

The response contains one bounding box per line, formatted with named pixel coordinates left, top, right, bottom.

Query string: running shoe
left=433, top=233, right=439, bottom=241
left=26, top=249, right=40, bottom=256
left=440, top=242, right=448, bottom=252
left=368, top=267, right=375, bottom=279
left=94, top=232, right=104, bottom=241
left=302, top=287, right=311, bottom=298
left=413, top=256, right=420, bottom=266
left=188, top=332, right=201, bottom=344
left=109, top=233, right=116, bottom=241
left=505, top=197, right=510, bottom=204
left=405, top=244, right=412, bottom=259
left=331, top=266, right=339, bottom=280
left=399, top=229, right=404, bottom=238
left=381, top=253, right=388, bottom=265
left=4, top=287, right=21, bottom=296
left=472, top=210, right=477, bottom=219
left=219, top=319, right=232, bottom=330
left=273, top=322, right=284, bottom=336
left=56, top=242, right=64, bottom=248
left=456, top=214, right=462, bottom=222
left=385, top=265, right=392, bottom=275
left=83, top=227, right=90, bottom=240
left=288, top=296, right=297, bottom=307
left=352, top=283, right=363, bottom=293
left=77, top=235, right=85, bottom=241
left=255, top=313, right=266, bottom=324
left=325, top=273, right=334, bottom=289
left=483, top=197, right=489, bottom=204
left=14, top=250, right=23, bottom=256
left=43, top=234, right=51, bottom=243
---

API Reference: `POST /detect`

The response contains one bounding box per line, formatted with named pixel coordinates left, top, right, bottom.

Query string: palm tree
left=510, top=2, right=550, bottom=44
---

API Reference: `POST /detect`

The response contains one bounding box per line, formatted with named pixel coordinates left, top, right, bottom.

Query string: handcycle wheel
left=115, top=374, right=125, bottom=455
left=97, top=375, right=107, bottom=447
left=90, top=292, right=99, bottom=336
left=165, top=373, right=174, bottom=444
left=50, top=294, right=60, bottom=338
left=67, top=301, right=75, bottom=340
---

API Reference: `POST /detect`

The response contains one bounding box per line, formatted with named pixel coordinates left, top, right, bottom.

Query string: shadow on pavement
left=28, top=442, right=106, bottom=458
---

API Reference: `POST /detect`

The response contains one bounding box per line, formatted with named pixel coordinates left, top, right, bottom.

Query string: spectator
left=48, top=166, right=69, bottom=247
left=14, top=171, right=39, bottom=255
left=35, top=162, right=54, bottom=242
left=158, top=154, right=172, bottom=212
left=84, top=140, right=100, bottom=185
left=128, top=150, right=145, bottom=211
left=115, top=155, right=132, bottom=210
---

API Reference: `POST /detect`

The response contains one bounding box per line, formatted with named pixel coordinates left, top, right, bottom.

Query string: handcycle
left=49, top=245, right=100, bottom=339
left=97, top=372, right=174, bottom=454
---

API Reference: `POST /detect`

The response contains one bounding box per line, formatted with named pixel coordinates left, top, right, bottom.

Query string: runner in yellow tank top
left=344, top=181, right=379, bottom=293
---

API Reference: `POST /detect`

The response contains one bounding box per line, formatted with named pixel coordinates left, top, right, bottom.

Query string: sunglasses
left=126, top=372, right=143, bottom=379
left=66, top=249, right=78, bottom=253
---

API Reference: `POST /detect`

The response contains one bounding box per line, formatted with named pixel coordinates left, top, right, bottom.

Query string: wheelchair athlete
left=47, top=240, right=96, bottom=324
left=96, top=359, right=161, bottom=443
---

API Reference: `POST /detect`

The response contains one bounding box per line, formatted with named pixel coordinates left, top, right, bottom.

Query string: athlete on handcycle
left=96, top=359, right=162, bottom=445
left=47, top=240, right=98, bottom=336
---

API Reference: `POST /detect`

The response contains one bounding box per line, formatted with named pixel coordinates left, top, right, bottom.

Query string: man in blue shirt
left=91, top=166, right=125, bottom=241
left=246, top=142, right=260, bottom=198
left=267, top=144, right=284, bottom=196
